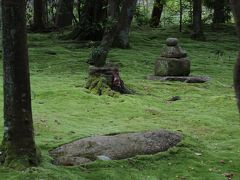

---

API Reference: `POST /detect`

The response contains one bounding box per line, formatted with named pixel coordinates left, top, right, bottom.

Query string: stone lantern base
left=155, top=57, right=191, bottom=76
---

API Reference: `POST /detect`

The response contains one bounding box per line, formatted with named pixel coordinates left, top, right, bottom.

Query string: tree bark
left=1, top=0, right=40, bottom=168
left=191, top=0, right=204, bottom=40
left=113, top=0, right=138, bottom=48
left=86, top=0, right=135, bottom=94
left=88, top=0, right=119, bottom=66
left=70, top=0, right=107, bottom=41
left=150, top=0, right=164, bottom=27
left=230, top=0, right=240, bottom=112
left=179, top=0, right=183, bottom=32
left=33, top=0, right=47, bottom=30
left=90, top=0, right=137, bottom=66
left=213, top=0, right=225, bottom=25
left=55, top=0, right=74, bottom=28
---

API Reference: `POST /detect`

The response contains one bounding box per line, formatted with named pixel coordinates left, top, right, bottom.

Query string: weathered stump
left=86, top=65, right=131, bottom=96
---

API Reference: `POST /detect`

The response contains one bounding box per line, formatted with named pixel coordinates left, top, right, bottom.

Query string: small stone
left=168, top=96, right=181, bottom=102
left=220, top=160, right=225, bottom=164
left=223, top=173, right=233, bottom=179
left=45, top=50, right=57, bottom=55
left=37, top=101, right=44, bottom=104
left=194, top=152, right=202, bottom=156
left=97, top=155, right=111, bottom=161
left=166, top=38, right=178, bottom=46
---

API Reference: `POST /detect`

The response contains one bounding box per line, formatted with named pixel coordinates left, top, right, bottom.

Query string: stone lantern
left=155, top=38, right=190, bottom=76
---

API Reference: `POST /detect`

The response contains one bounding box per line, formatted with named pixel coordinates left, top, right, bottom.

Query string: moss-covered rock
left=50, top=130, right=182, bottom=166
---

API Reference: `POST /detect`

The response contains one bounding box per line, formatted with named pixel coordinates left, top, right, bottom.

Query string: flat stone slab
left=50, top=130, right=181, bottom=166
left=146, top=75, right=210, bottom=83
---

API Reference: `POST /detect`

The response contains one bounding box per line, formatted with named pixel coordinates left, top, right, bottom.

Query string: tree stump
left=86, top=65, right=131, bottom=96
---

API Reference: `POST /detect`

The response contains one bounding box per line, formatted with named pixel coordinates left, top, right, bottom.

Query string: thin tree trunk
left=191, top=0, right=204, bottom=40
left=70, top=0, right=107, bottom=41
left=113, top=0, right=138, bottom=48
left=213, top=0, right=225, bottom=25
left=86, top=0, right=133, bottom=94
left=55, top=0, right=74, bottom=28
left=189, top=0, right=193, bottom=25
left=89, top=0, right=137, bottom=66
left=150, top=0, right=164, bottom=27
left=179, top=0, right=183, bottom=32
left=230, top=0, right=240, bottom=112
left=33, top=0, right=46, bottom=30
left=1, top=0, right=40, bottom=168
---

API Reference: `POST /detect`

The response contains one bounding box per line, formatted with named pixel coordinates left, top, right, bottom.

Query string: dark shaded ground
left=50, top=130, right=181, bottom=166
left=146, top=75, right=210, bottom=83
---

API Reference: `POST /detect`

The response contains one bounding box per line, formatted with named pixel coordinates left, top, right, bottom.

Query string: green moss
left=89, top=47, right=108, bottom=67
left=0, top=142, right=41, bottom=170
left=86, top=75, right=118, bottom=97
left=0, top=24, right=239, bottom=179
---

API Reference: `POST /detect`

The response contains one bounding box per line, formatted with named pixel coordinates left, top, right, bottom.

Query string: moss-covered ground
left=0, top=25, right=239, bottom=179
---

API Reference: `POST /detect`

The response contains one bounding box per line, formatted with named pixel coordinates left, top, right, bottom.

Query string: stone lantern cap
left=161, top=38, right=187, bottom=59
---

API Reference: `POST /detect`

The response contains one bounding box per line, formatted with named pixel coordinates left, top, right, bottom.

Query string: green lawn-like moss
left=0, top=25, right=239, bottom=179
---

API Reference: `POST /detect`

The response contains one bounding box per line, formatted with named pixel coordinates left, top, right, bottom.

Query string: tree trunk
left=33, top=0, right=47, bottom=30
left=88, top=0, right=120, bottom=66
left=189, top=0, right=193, bottom=25
left=212, top=0, right=226, bottom=30
left=1, top=0, right=40, bottom=168
left=150, top=0, right=164, bottom=27
left=191, top=0, right=204, bottom=40
left=55, top=0, right=74, bottom=28
left=70, top=0, right=107, bottom=41
left=86, top=0, right=136, bottom=95
left=90, top=0, right=138, bottom=66
left=213, top=0, right=225, bottom=25
left=230, top=0, right=240, bottom=112
left=113, top=0, right=138, bottom=48
left=179, top=0, right=183, bottom=32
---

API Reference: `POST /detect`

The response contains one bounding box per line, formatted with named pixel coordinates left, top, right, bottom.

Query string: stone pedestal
left=155, top=38, right=191, bottom=76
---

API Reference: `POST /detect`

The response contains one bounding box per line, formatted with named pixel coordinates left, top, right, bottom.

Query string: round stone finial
left=166, top=38, right=178, bottom=46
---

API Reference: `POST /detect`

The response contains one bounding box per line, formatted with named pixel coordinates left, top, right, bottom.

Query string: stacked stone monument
left=146, top=38, right=209, bottom=83
left=155, top=38, right=190, bottom=76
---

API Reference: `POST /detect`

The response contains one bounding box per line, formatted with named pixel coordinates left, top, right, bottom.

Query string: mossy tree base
left=0, top=145, right=41, bottom=170
left=86, top=65, right=131, bottom=96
